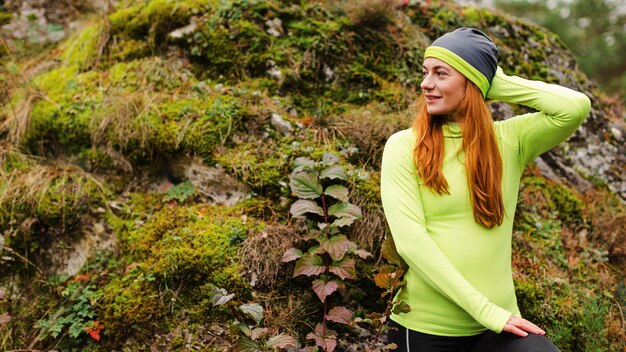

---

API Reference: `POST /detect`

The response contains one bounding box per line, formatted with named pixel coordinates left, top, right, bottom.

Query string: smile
left=425, top=95, right=441, bottom=103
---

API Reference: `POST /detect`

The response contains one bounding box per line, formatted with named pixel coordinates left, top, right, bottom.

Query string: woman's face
left=420, top=58, right=467, bottom=117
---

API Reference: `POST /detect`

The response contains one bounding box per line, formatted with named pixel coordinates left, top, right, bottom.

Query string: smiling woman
left=420, top=59, right=468, bottom=117
left=380, top=27, right=591, bottom=352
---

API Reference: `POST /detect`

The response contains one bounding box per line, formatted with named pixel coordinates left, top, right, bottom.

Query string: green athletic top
left=380, top=67, right=591, bottom=336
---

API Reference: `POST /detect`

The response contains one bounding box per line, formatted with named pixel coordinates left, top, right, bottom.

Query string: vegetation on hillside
left=0, top=0, right=624, bottom=351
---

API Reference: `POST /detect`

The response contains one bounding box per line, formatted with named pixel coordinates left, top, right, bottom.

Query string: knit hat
left=424, top=27, right=498, bottom=97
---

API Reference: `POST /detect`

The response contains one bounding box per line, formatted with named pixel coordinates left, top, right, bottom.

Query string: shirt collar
left=443, top=122, right=462, bottom=138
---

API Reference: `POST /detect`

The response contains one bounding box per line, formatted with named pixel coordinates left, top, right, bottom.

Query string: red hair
left=413, top=81, right=504, bottom=228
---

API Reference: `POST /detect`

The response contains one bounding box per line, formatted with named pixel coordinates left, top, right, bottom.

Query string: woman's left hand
left=502, top=316, right=545, bottom=337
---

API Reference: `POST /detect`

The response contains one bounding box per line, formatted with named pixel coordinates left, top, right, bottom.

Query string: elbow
left=573, top=92, right=592, bottom=125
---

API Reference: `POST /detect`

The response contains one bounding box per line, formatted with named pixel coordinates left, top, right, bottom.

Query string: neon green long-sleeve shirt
left=380, top=67, right=591, bottom=336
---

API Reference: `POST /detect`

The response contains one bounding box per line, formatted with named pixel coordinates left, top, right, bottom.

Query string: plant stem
left=321, top=194, right=328, bottom=226
left=371, top=286, right=397, bottom=351
left=321, top=193, right=329, bottom=339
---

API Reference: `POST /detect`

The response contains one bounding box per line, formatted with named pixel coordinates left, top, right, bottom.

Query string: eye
left=436, top=70, right=448, bottom=76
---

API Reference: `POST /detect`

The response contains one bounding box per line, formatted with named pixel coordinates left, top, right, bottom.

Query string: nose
left=420, top=74, right=434, bottom=91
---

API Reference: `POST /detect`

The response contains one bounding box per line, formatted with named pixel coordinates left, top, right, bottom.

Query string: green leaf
left=320, top=165, right=347, bottom=180
left=239, top=303, right=264, bottom=324
left=312, top=279, right=339, bottom=302
left=292, top=157, right=316, bottom=173
left=238, top=322, right=252, bottom=337
left=266, top=333, right=297, bottom=348
left=326, top=306, right=353, bottom=325
left=392, top=301, right=411, bottom=315
left=281, top=247, right=303, bottom=262
left=324, top=184, right=349, bottom=202
left=328, top=202, right=362, bottom=219
left=290, top=171, right=322, bottom=199
left=290, top=199, right=324, bottom=218
left=294, top=254, right=325, bottom=277
left=329, top=257, right=356, bottom=280
left=320, top=235, right=352, bottom=261
left=322, top=152, right=340, bottom=166
left=237, top=336, right=261, bottom=352
left=163, top=180, right=195, bottom=203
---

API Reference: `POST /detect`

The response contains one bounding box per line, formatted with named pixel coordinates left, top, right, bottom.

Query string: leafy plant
left=282, top=152, right=371, bottom=352
left=355, top=236, right=409, bottom=351
left=163, top=180, right=196, bottom=203
left=209, top=285, right=298, bottom=351
left=33, top=274, right=101, bottom=346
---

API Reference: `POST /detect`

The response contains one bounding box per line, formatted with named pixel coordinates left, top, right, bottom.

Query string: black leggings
left=388, top=320, right=561, bottom=352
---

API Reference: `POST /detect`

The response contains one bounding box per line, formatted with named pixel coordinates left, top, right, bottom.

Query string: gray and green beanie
left=424, top=27, right=499, bottom=97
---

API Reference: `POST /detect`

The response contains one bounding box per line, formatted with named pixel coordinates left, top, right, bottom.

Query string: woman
left=380, top=27, right=591, bottom=352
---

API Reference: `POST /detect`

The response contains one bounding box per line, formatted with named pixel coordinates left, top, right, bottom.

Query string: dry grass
left=583, top=188, right=626, bottom=271
left=238, top=223, right=302, bottom=290
left=0, top=152, right=107, bottom=237
left=351, top=199, right=387, bottom=257
left=256, top=290, right=319, bottom=338
left=2, top=91, right=41, bottom=144
left=333, top=104, right=413, bottom=167
left=90, top=92, right=157, bottom=150
left=342, top=0, right=399, bottom=29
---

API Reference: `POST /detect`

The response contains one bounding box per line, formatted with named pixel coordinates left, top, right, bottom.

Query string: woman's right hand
left=502, top=316, right=546, bottom=337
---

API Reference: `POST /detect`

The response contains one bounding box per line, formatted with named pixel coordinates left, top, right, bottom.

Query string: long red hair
left=413, top=81, right=504, bottom=228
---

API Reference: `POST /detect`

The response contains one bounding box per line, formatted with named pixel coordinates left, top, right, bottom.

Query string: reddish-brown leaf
left=281, top=247, right=303, bottom=262
left=312, top=279, right=339, bottom=302
left=374, top=272, right=393, bottom=290
left=320, top=235, right=351, bottom=261
left=266, top=333, right=297, bottom=348
left=381, top=236, right=407, bottom=270
left=326, top=306, right=353, bottom=325
left=353, top=248, right=372, bottom=259
left=293, top=254, right=325, bottom=277
left=306, top=323, right=337, bottom=352
left=329, top=257, right=356, bottom=280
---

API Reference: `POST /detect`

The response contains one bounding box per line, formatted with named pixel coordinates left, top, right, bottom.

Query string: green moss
left=26, top=66, right=104, bottom=153
left=106, top=37, right=151, bottom=62
left=122, top=94, right=244, bottom=160
left=98, top=271, right=166, bottom=339
left=109, top=0, right=215, bottom=43
left=59, top=22, right=104, bottom=71
left=34, top=174, right=103, bottom=229
left=107, top=57, right=194, bottom=92
left=520, top=176, right=585, bottom=227
left=217, top=142, right=289, bottom=194
left=114, top=201, right=253, bottom=291
left=145, top=207, right=249, bottom=283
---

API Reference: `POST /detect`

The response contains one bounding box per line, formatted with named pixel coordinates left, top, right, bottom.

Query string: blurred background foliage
left=494, top=0, right=626, bottom=99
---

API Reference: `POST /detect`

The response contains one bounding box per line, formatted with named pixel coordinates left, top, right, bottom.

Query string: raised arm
left=487, top=67, right=591, bottom=165
left=380, top=132, right=512, bottom=333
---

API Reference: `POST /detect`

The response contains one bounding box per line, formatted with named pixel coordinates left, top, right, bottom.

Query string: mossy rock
left=98, top=271, right=167, bottom=340
left=109, top=0, right=215, bottom=43
left=518, top=175, right=585, bottom=228
left=114, top=201, right=254, bottom=292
